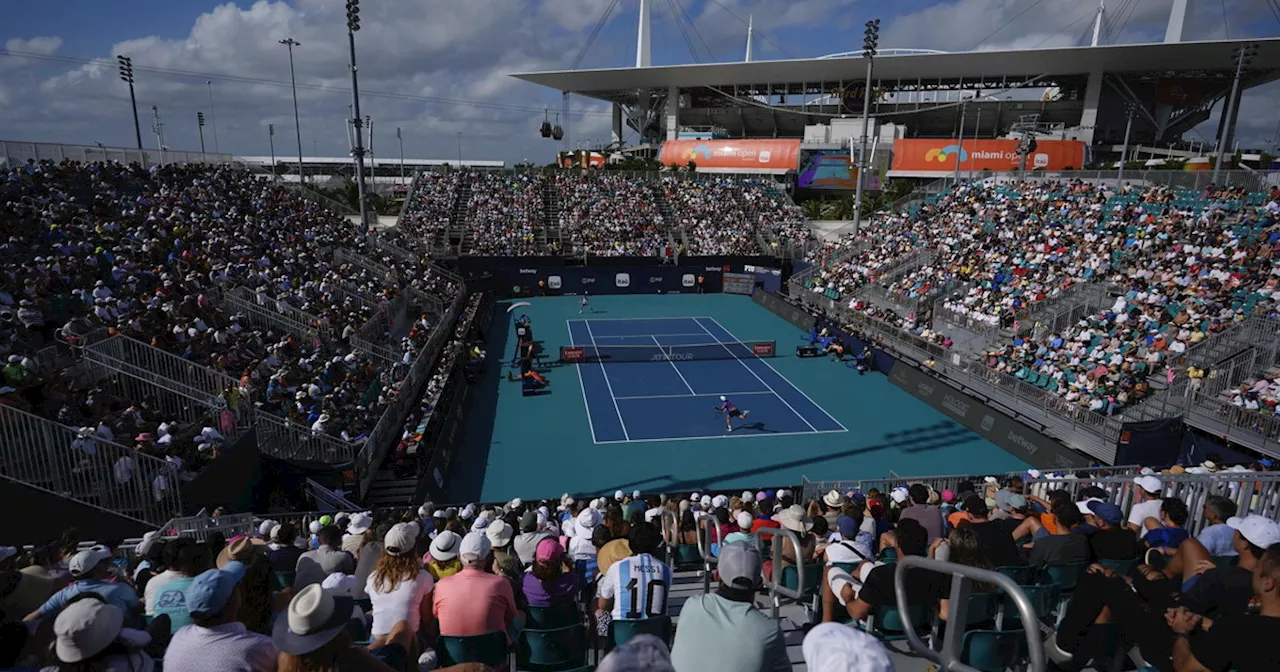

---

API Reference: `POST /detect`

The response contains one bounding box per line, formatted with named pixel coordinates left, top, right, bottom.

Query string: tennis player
left=579, top=294, right=591, bottom=314
left=714, top=395, right=751, bottom=432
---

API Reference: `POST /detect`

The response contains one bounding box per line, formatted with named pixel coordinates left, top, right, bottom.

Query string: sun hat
left=215, top=537, right=254, bottom=569
left=429, top=530, right=462, bottom=561
left=802, top=622, right=893, bottom=672
left=272, top=583, right=356, bottom=655
left=535, top=537, right=565, bottom=564
left=486, top=519, right=515, bottom=547
left=596, top=634, right=676, bottom=672
left=1227, top=514, right=1280, bottom=548
left=68, top=547, right=113, bottom=577
left=823, top=489, right=847, bottom=508
left=460, top=531, right=492, bottom=563
left=186, top=561, right=246, bottom=615
left=320, top=573, right=357, bottom=597
left=257, top=520, right=279, bottom=538
left=53, top=599, right=150, bottom=663
left=346, top=512, right=373, bottom=535
left=384, top=523, right=418, bottom=556
left=576, top=508, right=601, bottom=532
left=717, top=541, right=763, bottom=589
left=775, top=505, right=814, bottom=534
left=632, top=489, right=642, bottom=499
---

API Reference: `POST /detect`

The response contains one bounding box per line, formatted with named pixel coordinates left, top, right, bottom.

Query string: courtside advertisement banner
left=722, top=272, right=755, bottom=295
left=659, top=140, right=801, bottom=174
left=890, top=139, right=1085, bottom=175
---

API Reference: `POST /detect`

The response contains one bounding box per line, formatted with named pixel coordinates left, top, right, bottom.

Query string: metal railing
left=1, top=139, right=241, bottom=169
left=970, top=169, right=1274, bottom=192
left=0, top=404, right=183, bottom=525
left=1185, top=398, right=1280, bottom=458
left=754, top=526, right=806, bottom=619
left=253, top=410, right=358, bottom=463
left=895, top=557, right=1046, bottom=672
left=304, top=478, right=363, bottom=512
left=798, top=466, right=1141, bottom=505
left=223, top=287, right=331, bottom=340
left=156, top=510, right=256, bottom=541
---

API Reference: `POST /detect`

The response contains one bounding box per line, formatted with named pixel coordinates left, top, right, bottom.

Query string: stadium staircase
left=542, top=178, right=561, bottom=254
left=651, top=183, right=687, bottom=252
left=360, top=467, right=419, bottom=508
left=448, top=176, right=472, bottom=257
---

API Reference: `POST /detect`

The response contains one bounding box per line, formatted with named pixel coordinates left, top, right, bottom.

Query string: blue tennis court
left=567, top=316, right=846, bottom=443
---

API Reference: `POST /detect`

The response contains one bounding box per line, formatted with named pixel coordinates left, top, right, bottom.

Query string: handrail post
left=753, top=526, right=803, bottom=619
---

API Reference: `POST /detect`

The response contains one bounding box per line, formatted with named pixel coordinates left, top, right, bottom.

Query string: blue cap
left=186, top=561, right=246, bottom=615
left=764, top=490, right=776, bottom=499
left=1086, top=500, right=1124, bottom=526
left=1260, top=459, right=1274, bottom=468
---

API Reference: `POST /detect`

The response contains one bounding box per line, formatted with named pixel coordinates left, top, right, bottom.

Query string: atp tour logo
left=547, top=276, right=562, bottom=289
left=682, top=274, right=695, bottom=287
left=615, top=273, right=631, bottom=288
left=652, top=352, right=694, bottom=362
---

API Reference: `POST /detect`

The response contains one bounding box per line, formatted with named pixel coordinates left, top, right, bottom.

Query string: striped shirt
left=597, top=553, right=671, bottom=620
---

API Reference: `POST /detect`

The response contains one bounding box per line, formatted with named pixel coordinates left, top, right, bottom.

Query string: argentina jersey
left=601, top=553, right=671, bottom=620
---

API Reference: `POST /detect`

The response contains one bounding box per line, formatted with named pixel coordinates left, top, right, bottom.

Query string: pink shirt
left=432, top=566, right=518, bottom=642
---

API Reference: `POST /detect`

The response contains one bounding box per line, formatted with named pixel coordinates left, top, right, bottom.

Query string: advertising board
left=658, top=139, right=801, bottom=174
left=723, top=272, right=756, bottom=295
left=890, top=139, right=1086, bottom=175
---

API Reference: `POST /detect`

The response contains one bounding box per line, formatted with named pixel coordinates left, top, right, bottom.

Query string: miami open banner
left=659, top=139, right=801, bottom=174
left=890, top=139, right=1085, bottom=175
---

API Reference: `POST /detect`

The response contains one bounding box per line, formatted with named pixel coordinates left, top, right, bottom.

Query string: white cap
left=1227, top=514, right=1280, bottom=548
left=510, top=498, right=523, bottom=509
left=590, top=498, right=602, bottom=510
left=615, top=490, right=625, bottom=501
left=742, top=491, right=754, bottom=501
left=69, top=547, right=113, bottom=577
left=700, top=495, right=712, bottom=509
left=802, top=622, right=893, bottom=672
left=719, top=395, right=726, bottom=401
left=320, top=572, right=357, bottom=596
left=711, top=494, right=729, bottom=509
left=1133, top=475, right=1163, bottom=494
left=460, top=531, right=492, bottom=562
left=890, top=487, right=910, bottom=505
left=736, top=511, right=754, bottom=529
left=308, top=521, right=323, bottom=534
left=258, top=520, right=279, bottom=538
left=633, top=490, right=642, bottom=499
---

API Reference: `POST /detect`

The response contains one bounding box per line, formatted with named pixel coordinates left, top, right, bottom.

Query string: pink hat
left=941, top=489, right=956, bottom=504
left=535, top=538, right=564, bottom=564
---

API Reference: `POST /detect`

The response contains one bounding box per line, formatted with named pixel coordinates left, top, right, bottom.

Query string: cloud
left=5, top=36, right=63, bottom=56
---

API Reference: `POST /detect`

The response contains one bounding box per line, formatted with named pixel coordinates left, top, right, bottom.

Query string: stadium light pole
left=1118, top=103, right=1136, bottom=186
left=279, top=38, right=306, bottom=184
left=1213, top=43, right=1258, bottom=185
left=343, top=0, right=371, bottom=230
left=268, top=124, right=277, bottom=181
left=851, top=18, right=879, bottom=237
left=456, top=132, right=463, bottom=167
left=197, top=112, right=206, bottom=155
left=953, top=95, right=968, bottom=187
left=116, top=55, right=143, bottom=150
left=206, top=81, right=220, bottom=155
left=396, top=127, right=405, bottom=186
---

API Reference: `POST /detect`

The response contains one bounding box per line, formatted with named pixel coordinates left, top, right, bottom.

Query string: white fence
left=1, top=140, right=240, bottom=169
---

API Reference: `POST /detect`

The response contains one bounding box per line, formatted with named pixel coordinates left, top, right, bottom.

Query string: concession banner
left=890, top=139, right=1086, bottom=174
left=659, top=139, right=801, bottom=174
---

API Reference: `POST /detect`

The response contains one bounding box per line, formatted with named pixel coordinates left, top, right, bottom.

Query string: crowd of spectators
left=464, top=173, right=541, bottom=256
left=660, top=177, right=754, bottom=255
left=555, top=174, right=669, bottom=257
left=803, top=179, right=1280, bottom=415
left=397, top=172, right=463, bottom=245
left=1226, top=369, right=1280, bottom=416
left=0, top=160, right=459, bottom=484
left=6, top=460, right=1280, bottom=672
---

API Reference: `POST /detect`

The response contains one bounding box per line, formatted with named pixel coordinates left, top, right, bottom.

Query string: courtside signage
left=561, top=346, right=585, bottom=363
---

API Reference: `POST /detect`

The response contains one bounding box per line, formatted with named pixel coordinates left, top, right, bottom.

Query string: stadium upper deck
left=513, top=38, right=1280, bottom=149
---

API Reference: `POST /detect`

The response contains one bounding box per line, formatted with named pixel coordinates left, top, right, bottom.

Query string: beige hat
left=774, top=505, right=814, bottom=534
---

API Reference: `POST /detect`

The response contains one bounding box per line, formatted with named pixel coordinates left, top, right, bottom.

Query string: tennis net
left=559, top=340, right=776, bottom=364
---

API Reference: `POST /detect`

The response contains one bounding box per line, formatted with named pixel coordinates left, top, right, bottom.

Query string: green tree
left=686, top=160, right=697, bottom=172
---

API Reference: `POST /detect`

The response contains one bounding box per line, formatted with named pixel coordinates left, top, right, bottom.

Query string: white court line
left=692, top=317, right=819, bottom=432
left=652, top=335, right=697, bottom=395
left=567, top=316, right=705, bottom=322
left=583, top=320, right=630, bottom=441
left=591, top=333, right=719, bottom=339
left=594, top=428, right=849, bottom=445
left=567, top=321, right=599, bottom=444
left=613, top=391, right=775, bottom=401
left=704, top=316, right=849, bottom=432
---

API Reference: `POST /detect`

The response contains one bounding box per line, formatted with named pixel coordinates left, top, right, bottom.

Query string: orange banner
left=659, top=139, right=801, bottom=173
left=891, top=139, right=1085, bottom=173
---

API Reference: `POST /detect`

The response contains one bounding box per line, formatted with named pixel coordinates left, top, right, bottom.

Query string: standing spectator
left=1196, top=495, right=1239, bottom=557
left=433, top=532, right=519, bottom=643
left=898, top=483, right=945, bottom=543
left=293, top=526, right=354, bottom=592
left=26, top=547, right=141, bottom=623
left=365, top=523, right=433, bottom=655
left=670, top=542, right=790, bottom=672
left=523, top=538, right=580, bottom=609
left=1127, top=475, right=1165, bottom=537
left=163, top=561, right=277, bottom=672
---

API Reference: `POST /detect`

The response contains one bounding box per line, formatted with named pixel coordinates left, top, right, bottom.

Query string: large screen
left=797, top=150, right=882, bottom=191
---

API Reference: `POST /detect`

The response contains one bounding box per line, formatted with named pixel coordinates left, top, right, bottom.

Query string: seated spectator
left=669, top=542, right=791, bottom=672
left=432, top=531, right=519, bottom=643
left=293, top=526, right=354, bottom=592
left=512, top=510, right=553, bottom=566
left=1143, top=496, right=1191, bottom=561
left=266, top=524, right=303, bottom=575
left=426, top=530, right=462, bottom=580
left=1084, top=500, right=1142, bottom=562
left=27, top=547, right=141, bottom=623
left=823, top=518, right=935, bottom=622
left=365, top=523, right=433, bottom=650
left=272, top=583, right=400, bottom=672
left=46, top=596, right=155, bottom=671
left=523, top=538, right=580, bottom=609
left=152, top=537, right=214, bottom=634
left=801, top=622, right=893, bottom=672
left=485, top=518, right=523, bottom=592
left=597, top=522, right=671, bottom=621
left=898, top=483, right=945, bottom=543
left=1027, top=499, right=1091, bottom=568
left=163, top=561, right=277, bottom=672
left=1165, top=544, right=1280, bottom=672
left=1196, top=495, right=1239, bottom=558
left=956, top=495, right=1023, bottom=568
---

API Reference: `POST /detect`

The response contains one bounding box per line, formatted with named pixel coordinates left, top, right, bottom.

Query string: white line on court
left=651, top=335, right=697, bottom=395
left=592, top=333, right=719, bottom=339
left=692, top=317, right=820, bottom=432
left=704, top=316, right=849, bottom=432
left=567, top=316, right=701, bottom=322
left=594, top=428, right=849, bottom=445
left=567, top=322, right=599, bottom=443
left=583, top=320, right=630, bottom=441
left=613, top=391, right=774, bottom=401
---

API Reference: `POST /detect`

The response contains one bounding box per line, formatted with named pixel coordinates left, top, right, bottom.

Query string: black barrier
left=886, top=364, right=1090, bottom=470
left=752, top=288, right=816, bottom=331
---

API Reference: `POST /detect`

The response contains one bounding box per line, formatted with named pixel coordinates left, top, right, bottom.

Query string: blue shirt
left=38, top=579, right=140, bottom=618
left=152, top=576, right=196, bottom=634
left=1197, top=523, right=1238, bottom=557
left=1144, top=526, right=1190, bottom=550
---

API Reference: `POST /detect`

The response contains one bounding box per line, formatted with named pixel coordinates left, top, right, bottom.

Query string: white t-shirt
left=366, top=569, right=434, bottom=636
left=597, top=553, right=672, bottom=620
left=1128, top=498, right=1164, bottom=538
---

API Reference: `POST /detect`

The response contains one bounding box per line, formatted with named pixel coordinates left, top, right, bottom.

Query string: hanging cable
left=664, top=0, right=702, bottom=63
left=1220, top=0, right=1231, bottom=38
left=1109, top=0, right=1140, bottom=44
left=969, top=0, right=1047, bottom=51
left=704, top=0, right=794, bottom=58
left=569, top=0, right=621, bottom=70
left=672, top=0, right=717, bottom=62
left=1031, top=5, right=1101, bottom=50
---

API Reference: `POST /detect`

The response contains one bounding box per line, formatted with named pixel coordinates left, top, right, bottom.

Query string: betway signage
left=888, top=364, right=1089, bottom=470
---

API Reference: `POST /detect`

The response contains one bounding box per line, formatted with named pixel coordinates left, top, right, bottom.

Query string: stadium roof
left=512, top=37, right=1280, bottom=99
